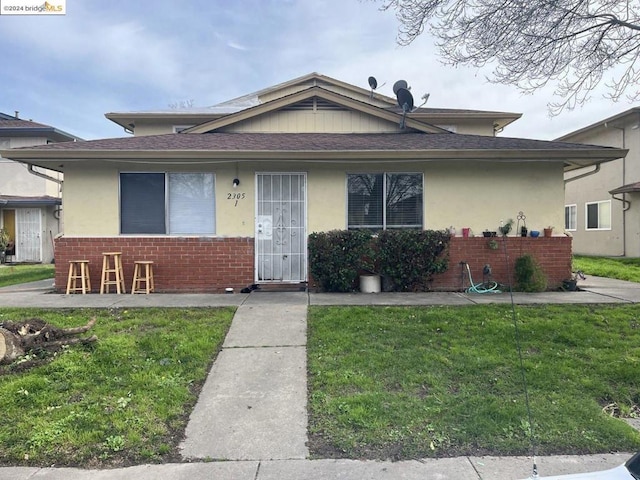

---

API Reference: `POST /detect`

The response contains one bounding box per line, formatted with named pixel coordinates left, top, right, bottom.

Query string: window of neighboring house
left=585, top=200, right=611, bottom=230
left=347, top=173, right=423, bottom=230
left=565, top=204, right=577, bottom=231
left=120, top=172, right=215, bottom=234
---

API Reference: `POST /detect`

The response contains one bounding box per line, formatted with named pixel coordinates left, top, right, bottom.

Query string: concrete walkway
left=0, top=277, right=639, bottom=479
left=180, top=292, right=309, bottom=461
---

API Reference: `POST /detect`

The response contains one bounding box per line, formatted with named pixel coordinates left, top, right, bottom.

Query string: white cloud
left=0, top=0, right=636, bottom=141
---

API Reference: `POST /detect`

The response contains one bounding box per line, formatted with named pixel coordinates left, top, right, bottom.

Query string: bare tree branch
left=376, top=0, right=640, bottom=114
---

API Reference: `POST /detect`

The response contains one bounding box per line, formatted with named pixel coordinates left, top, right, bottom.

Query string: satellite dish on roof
left=393, top=79, right=409, bottom=95
left=368, top=76, right=383, bottom=99
left=396, top=88, right=414, bottom=112
left=396, top=87, right=414, bottom=129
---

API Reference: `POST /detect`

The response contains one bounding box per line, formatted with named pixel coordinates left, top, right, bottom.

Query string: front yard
left=307, top=304, right=640, bottom=459
left=1, top=257, right=639, bottom=466
left=0, top=307, right=234, bottom=467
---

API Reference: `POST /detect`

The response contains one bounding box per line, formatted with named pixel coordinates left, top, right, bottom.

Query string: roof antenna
left=417, top=93, right=430, bottom=109
left=394, top=80, right=414, bottom=129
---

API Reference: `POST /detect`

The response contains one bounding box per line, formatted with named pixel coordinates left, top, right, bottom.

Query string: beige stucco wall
left=62, top=160, right=565, bottom=240
left=0, top=137, right=62, bottom=197
left=222, top=109, right=400, bottom=133
left=452, top=122, right=495, bottom=136
left=563, top=123, right=638, bottom=256
left=62, top=164, right=120, bottom=236
left=132, top=123, right=176, bottom=136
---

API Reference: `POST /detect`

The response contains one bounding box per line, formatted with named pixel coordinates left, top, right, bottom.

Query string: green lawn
left=0, top=307, right=234, bottom=467
left=573, top=256, right=640, bottom=283
left=0, top=264, right=55, bottom=288
left=308, top=304, right=640, bottom=459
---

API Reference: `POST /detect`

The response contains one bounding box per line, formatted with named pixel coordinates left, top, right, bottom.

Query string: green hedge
left=514, top=254, right=548, bottom=292
left=378, top=230, right=450, bottom=292
left=308, top=230, right=374, bottom=292
left=308, top=230, right=450, bottom=292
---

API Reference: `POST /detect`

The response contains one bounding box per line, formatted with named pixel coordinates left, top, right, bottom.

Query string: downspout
left=27, top=164, right=63, bottom=185
left=564, top=163, right=600, bottom=184
left=607, top=124, right=627, bottom=256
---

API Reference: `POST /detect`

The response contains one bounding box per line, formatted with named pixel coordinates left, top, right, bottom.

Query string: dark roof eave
left=0, top=127, right=81, bottom=142
left=0, top=197, right=61, bottom=207
left=610, top=182, right=640, bottom=195
left=2, top=148, right=625, bottom=162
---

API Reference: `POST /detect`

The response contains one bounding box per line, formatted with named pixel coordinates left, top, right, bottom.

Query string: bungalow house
left=559, top=108, right=640, bottom=257
left=0, top=112, right=80, bottom=263
left=0, top=73, right=626, bottom=292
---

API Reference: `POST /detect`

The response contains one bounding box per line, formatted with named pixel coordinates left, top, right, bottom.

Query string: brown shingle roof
left=10, top=132, right=614, bottom=152
left=0, top=119, right=51, bottom=129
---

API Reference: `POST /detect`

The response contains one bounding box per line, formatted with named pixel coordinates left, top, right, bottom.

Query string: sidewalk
left=0, top=278, right=638, bottom=479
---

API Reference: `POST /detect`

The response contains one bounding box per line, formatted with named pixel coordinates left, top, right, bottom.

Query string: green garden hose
left=464, top=262, right=501, bottom=294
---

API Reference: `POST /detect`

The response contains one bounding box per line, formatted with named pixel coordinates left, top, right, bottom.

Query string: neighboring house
left=0, top=112, right=80, bottom=263
left=1, top=73, right=626, bottom=292
left=559, top=108, right=640, bottom=257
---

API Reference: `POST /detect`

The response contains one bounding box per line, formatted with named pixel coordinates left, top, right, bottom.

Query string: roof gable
left=183, top=86, right=450, bottom=135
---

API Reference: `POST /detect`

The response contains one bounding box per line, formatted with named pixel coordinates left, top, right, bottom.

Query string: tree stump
left=0, top=327, right=25, bottom=364
left=0, top=317, right=97, bottom=365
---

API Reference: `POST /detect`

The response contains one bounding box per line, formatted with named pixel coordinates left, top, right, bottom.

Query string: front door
left=16, top=208, right=42, bottom=263
left=255, top=173, right=306, bottom=283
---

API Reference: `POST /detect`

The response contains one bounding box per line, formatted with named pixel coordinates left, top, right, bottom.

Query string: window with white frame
left=347, top=173, right=423, bottom=230
left=120, top=172, right=215, bottom=234
left=585, top=200, right=611, bottom=230
left=565, top=204, right=577, bottom=231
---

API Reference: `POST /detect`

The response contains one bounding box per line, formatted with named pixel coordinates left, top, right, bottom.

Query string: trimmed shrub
left=378, top=230, right=450, bottom=292
left=308, top=230, right=374, bottom=292
left=514, top=254, right=548, bottom=292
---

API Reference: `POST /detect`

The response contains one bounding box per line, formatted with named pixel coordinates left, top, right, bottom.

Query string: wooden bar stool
left=100, top=252, right=126, bottom=294
left=66, top=260, right=91, bottom=294
left=131, top=261, right=155, bottom=294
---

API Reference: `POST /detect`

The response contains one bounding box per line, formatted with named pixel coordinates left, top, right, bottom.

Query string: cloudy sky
left=0, top=0, right=635, bottom=141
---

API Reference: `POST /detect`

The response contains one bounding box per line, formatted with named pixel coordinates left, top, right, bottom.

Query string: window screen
left=120, top=172, right=215, bottom=234
left=586, top=201, right=611, bottom=230
left=120, top=173, right=165, bottom=234
left=565, top=205, right=577, bottom=230
left=168, top=173, right=215, bottom=234
left=348, top=173, right=422, bottom=230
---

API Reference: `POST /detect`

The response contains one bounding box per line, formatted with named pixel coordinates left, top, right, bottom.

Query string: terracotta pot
left=543, top=228, right=553, bottom=237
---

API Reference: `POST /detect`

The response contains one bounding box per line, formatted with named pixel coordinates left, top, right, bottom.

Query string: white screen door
left=16, top=208, right=42, bottom=262
left=255, top=173, right=306, bottom=282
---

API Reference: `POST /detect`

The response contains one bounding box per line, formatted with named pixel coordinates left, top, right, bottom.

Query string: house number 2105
left=227, top=192, right=246, bottom=206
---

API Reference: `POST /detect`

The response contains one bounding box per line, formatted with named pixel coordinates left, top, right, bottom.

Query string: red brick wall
left=430, top=236, right=572, bottom=291
left=55, top=235, right=571, bottom=293
left=55, top=237, right=255, bottom=293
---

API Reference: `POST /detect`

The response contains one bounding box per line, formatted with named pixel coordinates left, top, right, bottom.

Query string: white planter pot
left=360, top=275, right=381, bottom=293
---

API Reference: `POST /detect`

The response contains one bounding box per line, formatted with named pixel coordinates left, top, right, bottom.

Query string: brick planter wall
left=430, top=236, right=572, bottom=291
left=55, top=235, right=571, bottom=294
left=55, top=237, right=255, bottom=293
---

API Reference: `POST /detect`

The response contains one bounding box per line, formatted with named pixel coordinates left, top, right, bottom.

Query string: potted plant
left=499, top=219, right=514, bottom=236
left=543, top=226, right=554, bottom=237
left=561, top=271, right=585, bottom=291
